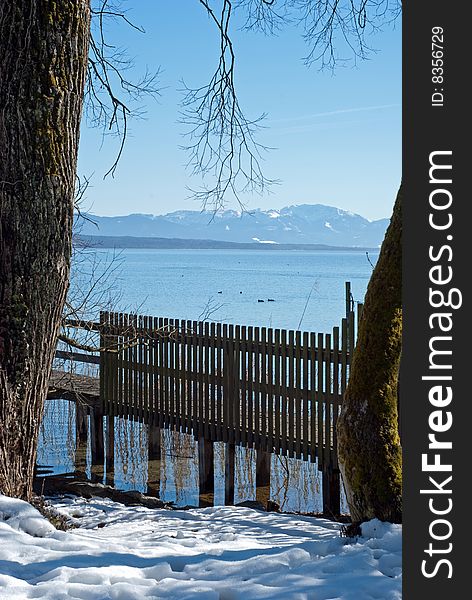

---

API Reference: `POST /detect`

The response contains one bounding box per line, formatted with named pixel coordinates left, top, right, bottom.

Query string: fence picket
left=310, top=332, right=316, bottom=463
left=260, top=327, right=267, bottom=451
left=209, top=321, right=216, bottom=440
left=192, top=321, right=198, bottom=436
left=302, top=331, right=309, bottom=461
left=317, top=332, right=324, bottom=471
left=240, top=325, right=247, bottom=446
left=143, top=315, right=149, bottom=423
left=247, top=326, right=254, bottom=447
left=295, top=330, right=302, bottom=459
left=169, top=319, right=176, bottom=429
left=254, top=326, right=260, bottom=448
left=186, top=320, right=193, bottom=434
left=332, top=326, right=340, bottom=469
left=267, top=328, right=274, bottom=453
left=324, top=334, right=332, bottom=467
left=158, top=317, right=165, bottom=428
left=132, top=314, right=139, bottom=419
left=233, top=324, right=241, bottom=445
left=288, top=330, right=295, bottom=458
left=274, top=329, right=281, bottom=455
left=216, top=322, right=223, bottom=439
left=281, top=328, right=288, bottom=456
left=138, top=315, right=144, bottom=422
left=204, top=321, right=210, bottom=439
left=174, top=319, right=181, bottom=432
left=116, top=313, right=123, bottom=416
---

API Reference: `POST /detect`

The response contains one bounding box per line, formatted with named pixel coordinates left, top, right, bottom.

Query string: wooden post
left=345, top=281, right=351, bottom=319
left=322, top=467, right=341, bottom=517
left=224, top=442, right=235, bottom=505
left=74, top=404, right=88, bottom=478
left=198, top=436, right=214, bottom=507
left=90, top=407, right=104, bottom=482
left=255, top=449, right=271, bottom=507
left=99, top=311, right=106, bottom=410
left=76, top=401, right=88, bottom=443
left=147, top=422, right=161, bottom=497
left=105, top=415, right=115, bottom=487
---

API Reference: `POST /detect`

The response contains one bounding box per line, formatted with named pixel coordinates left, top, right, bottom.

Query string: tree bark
left=0, top=1, right=90, bottom=500
left=337, top=187, right=402, bottom=524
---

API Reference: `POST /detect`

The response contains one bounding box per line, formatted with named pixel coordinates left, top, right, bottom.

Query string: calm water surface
left=74, top=248, right=377, bottom=331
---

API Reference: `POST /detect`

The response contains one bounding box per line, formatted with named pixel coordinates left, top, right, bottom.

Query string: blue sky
left=78, top=1, right=401, bottom=221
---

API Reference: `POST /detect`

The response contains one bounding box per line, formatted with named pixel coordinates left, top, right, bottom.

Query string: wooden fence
left=96, top=282, right=362, bottom=471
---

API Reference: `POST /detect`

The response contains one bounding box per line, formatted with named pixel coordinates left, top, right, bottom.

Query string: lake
left=71, top=248, right=377, bottom=331
left=39, top=248, right=377, bottom=513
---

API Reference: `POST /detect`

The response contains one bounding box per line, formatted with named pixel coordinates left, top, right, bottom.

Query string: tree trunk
left=0, top=1, right=90, bottom=500
left=337, top=187, right=402, bottom=524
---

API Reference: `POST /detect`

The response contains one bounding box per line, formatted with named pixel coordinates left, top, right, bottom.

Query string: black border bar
left=403, top=2, right=468, bottom=596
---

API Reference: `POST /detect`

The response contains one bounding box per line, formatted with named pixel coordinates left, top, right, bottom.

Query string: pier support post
left=90, top=407, right=104, bottom=482
left=105, top=415, right=115, bottom=487
left=198, top=437, right=214, bottom=507
left=255, top=449, right=271, bottom=507
left=147, top=422, right=161, bottom=497
left=224, top=443, right=235, bottom=505
left=74, top=403, right=88, bottom=478
left=322, top=467, right=341, bottom=517
left=76, top=402, right=88, bottom=443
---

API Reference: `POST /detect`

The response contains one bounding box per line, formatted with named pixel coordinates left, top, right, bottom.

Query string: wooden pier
left=48, top=370, right=100, bottom=406
left=48, top=283, right=361, bottom=516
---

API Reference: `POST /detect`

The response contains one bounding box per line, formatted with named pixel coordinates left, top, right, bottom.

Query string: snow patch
left=361, top=518, right=401, bottom=542
left=0, top=495, right=402, bottom=599
left=337, top=208, right=355, bottom=217
left=0, top=495, right=55, bottom=537
left=252, top=237, right=278, bottom=244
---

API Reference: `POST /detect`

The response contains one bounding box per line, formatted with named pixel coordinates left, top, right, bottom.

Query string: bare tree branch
left=180, top=0, right=399, bottom=210
left=198, top=296, right=226, bottom=321
left=235, top=0, right=289, bottom=33
left=180, top=0, right=278, bottom=211
left=85, top=0, right=161, bottom=178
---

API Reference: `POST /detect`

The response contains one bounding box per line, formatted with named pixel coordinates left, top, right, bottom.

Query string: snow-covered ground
left=0, top=494, right=401, bottom=599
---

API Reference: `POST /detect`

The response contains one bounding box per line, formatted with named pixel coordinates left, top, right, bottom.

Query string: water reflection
left=38, top=399, right=348, bottom=514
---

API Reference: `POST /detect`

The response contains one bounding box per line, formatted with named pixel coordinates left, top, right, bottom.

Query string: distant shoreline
left=76, top=234, right=379, bottom=252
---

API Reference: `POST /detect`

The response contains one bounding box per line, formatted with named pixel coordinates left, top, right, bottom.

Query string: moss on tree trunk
left=337, top=187, right=402, bottom=524
left=0, top=1, right=90, bottom=499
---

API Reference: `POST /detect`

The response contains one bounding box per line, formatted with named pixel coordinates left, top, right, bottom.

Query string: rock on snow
left=0, top=494, right=401, bottom=599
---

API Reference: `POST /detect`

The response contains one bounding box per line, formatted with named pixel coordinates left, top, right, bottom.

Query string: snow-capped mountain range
left=80, top=204, right=389, bottom=247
